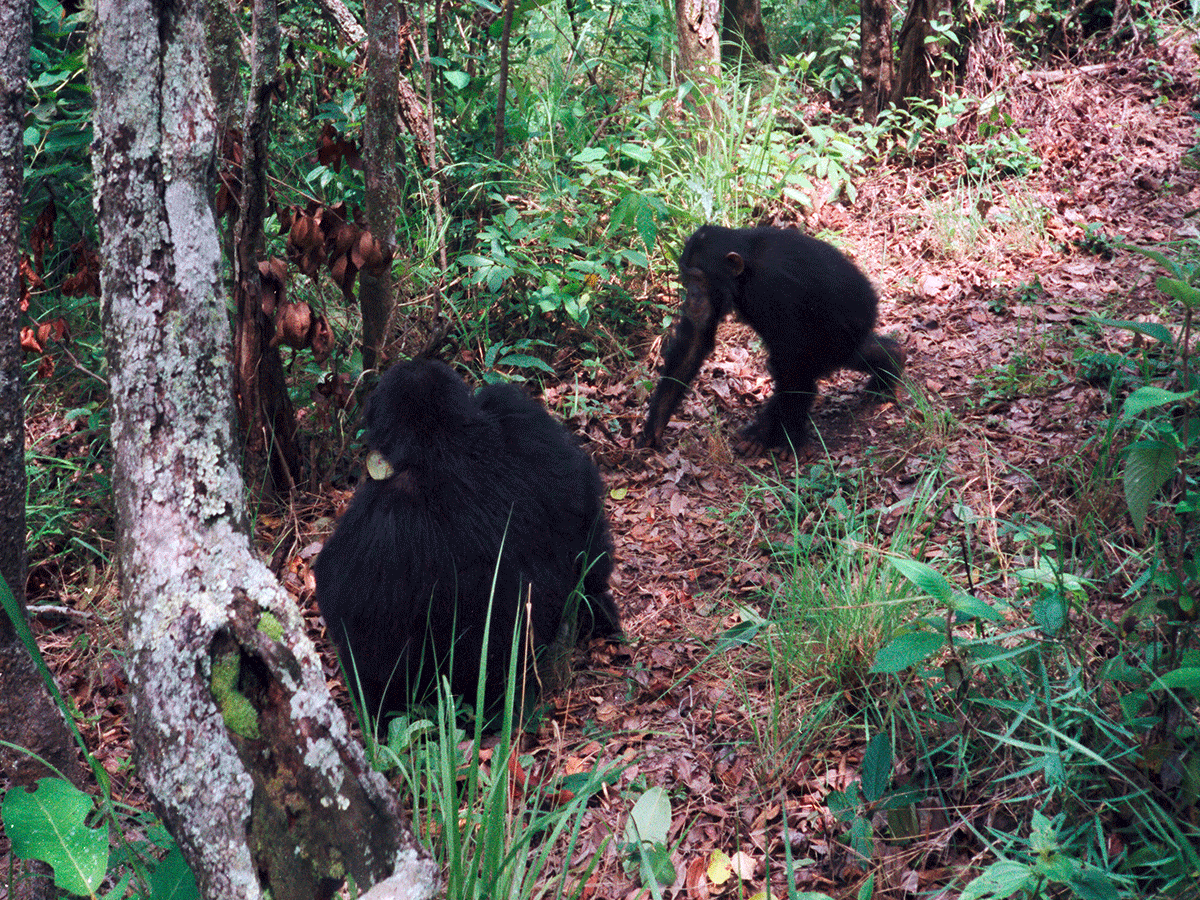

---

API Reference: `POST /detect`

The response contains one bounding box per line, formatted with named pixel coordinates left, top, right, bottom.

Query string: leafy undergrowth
left=17, top=31, right=1200, bottom=900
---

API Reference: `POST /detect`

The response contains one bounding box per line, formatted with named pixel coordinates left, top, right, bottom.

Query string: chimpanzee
left=639, top=225, right=905, bottom=453
left=314, top=359, right=620, bottom=722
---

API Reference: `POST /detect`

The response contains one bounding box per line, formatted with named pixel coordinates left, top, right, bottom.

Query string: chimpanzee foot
left=736, top=420, right=806, bottom=458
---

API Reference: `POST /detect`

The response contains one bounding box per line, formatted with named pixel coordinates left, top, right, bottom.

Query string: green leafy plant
left=621, top=787, right=677, bottom=895
left=824, top=733, right=913, bottom=863
left=961, top=812, right=1121, bottom=900
left=0, top=579, right=199, bottom=899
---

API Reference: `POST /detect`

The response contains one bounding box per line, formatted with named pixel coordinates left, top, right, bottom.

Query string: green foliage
left=822, top=733, right=921, bottom=864
left=1075, top=223, right=1119, bottom=258
left=967, top=100, right=1040, bottom=180
left=365, top=588, right=619, bottom=900
left=621, top=787, right=676, bottom=893
left=873, top=539, right=1195, bottom=897
left=2, top=778, right=199, bottom=900
left=3, top=777, right=107, bottom=896
left=24, top=0, right=92, bottom=254
left=0, top=580, right=199, bottom=900
left=869, top=232, right=1200, bottom=893
left=961, top=813, right=1121, bottom=900
left=1105, top=241, right=1200, bottom=621
left=375, top=689, right=617, bottom=900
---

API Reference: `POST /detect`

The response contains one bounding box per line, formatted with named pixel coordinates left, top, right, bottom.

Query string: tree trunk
left=675, top=0, right=720, bottom=124
left=361, top=0, right=401, bottom=371
left=859, top=0, right=894, bottom=123
left=89, top=0, right=438, bottom=895
left=1, top=0, right=89, bottom=816
left=232, top=0, right=301, bottom=496
left=891, top=0, right=948, bottom=106
left=494, top=0, right=516, bottom=158
left=2, top=4, right=91, bottom=898
left=721, top=0, right=770, bottom=66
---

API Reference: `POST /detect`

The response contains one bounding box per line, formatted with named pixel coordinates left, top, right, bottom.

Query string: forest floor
left=23, top=26, right=1200, bottom=900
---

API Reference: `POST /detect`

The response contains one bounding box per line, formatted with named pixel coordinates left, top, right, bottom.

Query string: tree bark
left=891, top=0, right=948, bottom=106
left=721, top=0, right=770, bottom=66
left=316, top=0, right=367, bottom=46
left=494, top=0, right=516, bottom=158
left=676, top=0, right=720, bottom=81
left=675, top=0, right=720, bottom=120
left=232, top=0, right=301, bottom=495
left=361, top=0, right=401, bottom=371
left=0, top=0, right=31, bottom=662
left=89, top=0, right=438, bottom=895
left=0, top=0, right=87, bottom=794
left=2, top=4, right=91, bottom=897
left=859, top=0, right=894, bottom=124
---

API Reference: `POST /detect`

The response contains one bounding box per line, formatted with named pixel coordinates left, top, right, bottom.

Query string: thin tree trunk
left=1, top=13, right=88, bottom=900
left=721, top=0, right=770, bottom=66
left=494, top=0, right=516, bottom=158
left=891, top=0, right=947, bottom=106
left=860, top=0, right=894, bottom=123
left=90, top=0, right=437, bottom=894
left=232, top=0, right=301, bottom=494
left=675, top=0, right=720, bottom=119
left=361, top=0, right=401, bottom=371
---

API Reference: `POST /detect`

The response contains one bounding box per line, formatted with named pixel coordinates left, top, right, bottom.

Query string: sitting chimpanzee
left=314, top=359, right=620, bottom=723
left=639, top=225, right=905, bottom=453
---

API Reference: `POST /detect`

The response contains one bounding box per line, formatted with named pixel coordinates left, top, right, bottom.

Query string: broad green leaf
left=960, top=859, right=1034, bottom=900
left=495, top=353, right=555, bottom=374
left=871, top=631, right=945, bottom=673
left=1156, top=275, right=1200, bottom=309
left=1124, top=440, right=1176, bottom=534
left=860, top=733, right=892, bottom=803
left=619, top=142, right=653, bottom=163
left=714, top=619, right=766, bottom=651
left=1092, top=317, right=1174, bottom=346
left=148, top=844, right=200, bottom=900
left=1069, top=867, right=1121, bottom=900
left=1122, top=386, right=1194, bottom=420
left=572, top=147, right=607, bottom=164
left=1151, top=667, right=1200, bottom=693
left=443, top=70, right=469, bottom=90
left=889, top=557, right=953, bottom=603
left=950, top=592, right=1004, bottom=622
left=643, top=842, right=676, bottom=885
left=2, top=778, right=108, bottom=896
left=624, top=787, right=671, bottom=845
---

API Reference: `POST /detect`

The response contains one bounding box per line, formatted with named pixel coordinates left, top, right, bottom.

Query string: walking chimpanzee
left=315, top=359, right=620, bottom=723
left=639, top=225, right=905, bottom=453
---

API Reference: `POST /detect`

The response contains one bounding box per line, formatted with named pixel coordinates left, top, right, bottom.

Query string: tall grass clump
left=714, top=454, right=946, bottom=780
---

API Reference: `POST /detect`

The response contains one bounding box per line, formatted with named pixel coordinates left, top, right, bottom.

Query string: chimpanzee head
left=364, top=360, right=497, bottom=478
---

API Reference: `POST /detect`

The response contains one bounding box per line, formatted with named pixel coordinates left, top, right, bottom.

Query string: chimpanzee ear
left=724, top=252, right=745, bottom=276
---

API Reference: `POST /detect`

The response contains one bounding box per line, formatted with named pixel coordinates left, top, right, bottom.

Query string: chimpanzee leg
left=741, top=356, right=818, bottom=452
left=851, top=333, right=906, bottom=397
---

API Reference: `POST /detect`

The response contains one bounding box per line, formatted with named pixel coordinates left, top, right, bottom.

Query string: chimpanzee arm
left=638, top=268, right=725, bottom=448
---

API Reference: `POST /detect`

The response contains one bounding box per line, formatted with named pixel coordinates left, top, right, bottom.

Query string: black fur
left=640, top=225, right=904, bottom=451
left=315, top=360, right=619, bottom=720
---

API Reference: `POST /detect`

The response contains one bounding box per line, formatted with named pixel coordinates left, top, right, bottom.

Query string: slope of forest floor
left=25, top=28, right=1200, bottom=900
